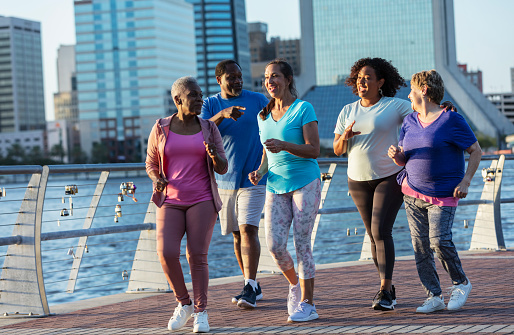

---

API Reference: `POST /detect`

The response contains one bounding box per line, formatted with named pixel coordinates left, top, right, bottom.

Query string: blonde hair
left=411, top=70, right=444, bottom=104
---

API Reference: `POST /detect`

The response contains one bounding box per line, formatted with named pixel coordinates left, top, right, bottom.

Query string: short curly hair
left=411, top=70, right=445, bottom=104
left=345, top=58, right=406, bottom=97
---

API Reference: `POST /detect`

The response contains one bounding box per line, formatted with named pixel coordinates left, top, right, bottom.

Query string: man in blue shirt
left=200, top=60, right=269, bottom=310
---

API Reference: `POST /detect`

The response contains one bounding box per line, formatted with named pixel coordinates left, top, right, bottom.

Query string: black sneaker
left=372, top=285, right=397, bottom=308
left=255, top=282, right=263, bottom=301
left=237, top=283, right=257, bottom=309
left=373, top=289, right=394, bottom=311
left=231, top=287, right=244, bottom=304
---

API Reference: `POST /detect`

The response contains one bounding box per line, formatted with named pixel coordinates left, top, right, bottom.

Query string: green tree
left=91, top=142, right=109, bottom=163
left=476, top=133, right=498, bottom=151
left=26, top=146, right=57, bottom=165
left=6, top=143, right=26, bottom=164
left=71, top=145, right=88, bottom=163
left=50, top=144, right=66, bottom=163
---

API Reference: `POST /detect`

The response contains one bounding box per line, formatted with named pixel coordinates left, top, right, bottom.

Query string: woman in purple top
left=388, top=70, right=482, bottom=314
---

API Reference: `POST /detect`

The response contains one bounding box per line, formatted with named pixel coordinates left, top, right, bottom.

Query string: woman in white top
left=333, top=58, right=411, bottom=311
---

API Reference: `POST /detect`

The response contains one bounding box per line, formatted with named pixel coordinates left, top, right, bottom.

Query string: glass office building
left=0, top=16, right=46, bottom=156
left=311, top=0, right=435, bottom=85
left=74, top=0, right=196, bottom=162
left=0, top=16, right=45, bottom=133
left=300, top=0, right=514, bottom=140
left=186, top=0, right=251, bottom=96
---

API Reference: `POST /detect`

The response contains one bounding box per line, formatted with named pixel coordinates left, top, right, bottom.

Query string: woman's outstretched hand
left=342, top=120, right=361, bottom=140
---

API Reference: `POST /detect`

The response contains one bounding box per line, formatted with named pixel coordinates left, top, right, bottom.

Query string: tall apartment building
left=74, top=0, right=196, bottom=162
left=248, top=22, right=301, bottom=93
left=0, top=16, right=46, bottom=156
left=186, top=0, right=251, bottom=97
left=298, top=0, right=514, bottom=141
left=486, top=93, right=514, bottom=124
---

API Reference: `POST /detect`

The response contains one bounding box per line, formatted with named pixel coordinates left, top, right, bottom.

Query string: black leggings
left=348, top=172, right=403, bottom=280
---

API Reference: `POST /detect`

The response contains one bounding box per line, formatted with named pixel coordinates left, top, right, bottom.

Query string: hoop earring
left=379, top=88, right=383, bottom=96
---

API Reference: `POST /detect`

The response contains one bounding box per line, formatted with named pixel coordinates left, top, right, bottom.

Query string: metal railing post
left=127, top=201, right=169, bottom=293
left=67, top=171, right=110, bottom=293
left=312, top=163, right=338, bottom=248
left=470, top=155, right=506, bottom=250
left=0, top=167, right=50, bottom=317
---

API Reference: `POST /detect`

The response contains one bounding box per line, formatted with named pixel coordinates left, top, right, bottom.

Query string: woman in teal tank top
left=249, top=59, right=321, bottom=323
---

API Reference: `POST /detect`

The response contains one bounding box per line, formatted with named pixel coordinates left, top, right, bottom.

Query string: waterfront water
left=0, top=160, right=513, bottom=306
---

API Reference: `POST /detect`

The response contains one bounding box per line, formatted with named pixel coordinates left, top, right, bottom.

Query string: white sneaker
left=447, top=279, right=472, bottom=311
left=192, top=310, right=209, bottom=333
left=287, top=300, right=319, bottom=322
left=287, top=281, right=301, bottom=315
left=168, top=302, right=194, bottom=330
left=416, top=294, right=445, bottom=313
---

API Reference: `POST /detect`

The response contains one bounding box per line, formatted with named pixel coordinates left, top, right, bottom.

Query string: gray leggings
left=404, top=195, right=467, bottom=297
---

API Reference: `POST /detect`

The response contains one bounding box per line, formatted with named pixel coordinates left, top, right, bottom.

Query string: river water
left=0, top=160, right=513, bottom=306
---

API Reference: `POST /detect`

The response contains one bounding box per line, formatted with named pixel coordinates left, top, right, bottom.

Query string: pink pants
left=156, top=200, right=217, bottom=312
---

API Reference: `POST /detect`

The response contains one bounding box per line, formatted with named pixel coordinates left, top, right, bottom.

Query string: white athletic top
left=334, top=97, right=412, bottom=181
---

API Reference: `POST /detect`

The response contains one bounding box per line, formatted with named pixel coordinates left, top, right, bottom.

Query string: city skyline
left=1, top=0, right=513, bottom=121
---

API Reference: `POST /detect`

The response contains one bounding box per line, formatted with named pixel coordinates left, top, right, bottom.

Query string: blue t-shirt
left=201, top=90, right=269, bottom=189
left=398, top=111, right=477, bottom=197
left=258, top=99, right=321, bottom=194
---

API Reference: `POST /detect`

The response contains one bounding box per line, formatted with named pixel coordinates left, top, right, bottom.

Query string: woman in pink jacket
left=145, top=76, right=227, bottom=333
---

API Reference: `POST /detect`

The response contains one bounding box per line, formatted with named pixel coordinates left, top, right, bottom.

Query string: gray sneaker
left=287, top=300, right=319, bottom=322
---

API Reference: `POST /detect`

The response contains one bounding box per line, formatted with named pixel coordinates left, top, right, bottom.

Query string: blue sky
left=2, top=0, right=513, bottom=120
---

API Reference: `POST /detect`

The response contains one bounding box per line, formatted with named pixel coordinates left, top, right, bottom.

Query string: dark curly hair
left=345, top=57, right=406, bottom=97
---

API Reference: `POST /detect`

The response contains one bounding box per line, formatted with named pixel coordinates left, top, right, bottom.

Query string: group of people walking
left=145, top=57, right=481, bottom=333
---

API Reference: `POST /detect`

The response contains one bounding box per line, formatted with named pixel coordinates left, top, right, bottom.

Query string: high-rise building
left=186, top=0, right=251, bottom=97
left=52, top=45, right=79, bottom=163
left=74, top=0, right=196, bottom=162
left=0, top=16, right=46, bottom=156
left=299, top=0, right=514, bottom=141
left=248, top=22, right=302, bottom=93
left=486, top=93, right=514, bottom=124
left=458, top=63, right=482, bottom=93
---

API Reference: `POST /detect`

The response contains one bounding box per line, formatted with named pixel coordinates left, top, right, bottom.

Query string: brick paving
left=1, top=251, right=514, bottom=334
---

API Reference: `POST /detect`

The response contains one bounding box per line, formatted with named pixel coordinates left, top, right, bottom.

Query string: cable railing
left=0, top=155, right=511, bottom=317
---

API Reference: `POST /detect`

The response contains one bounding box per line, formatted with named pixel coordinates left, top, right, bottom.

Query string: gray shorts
left=218, top=185, right=266, bottom=235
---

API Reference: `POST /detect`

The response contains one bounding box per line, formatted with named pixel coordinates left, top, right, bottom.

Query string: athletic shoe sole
left=232, top=285, right=263, bottom=304
left=287, top=312, right=319, bottom=322
left=237, top=298, right=256, bottom=309
left=373, top=303, right=394, bottom=311
left=416, top=305, right=445, bottom=313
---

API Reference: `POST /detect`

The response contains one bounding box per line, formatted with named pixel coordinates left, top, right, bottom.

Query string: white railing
left=0, top=156, right=511, bottom=317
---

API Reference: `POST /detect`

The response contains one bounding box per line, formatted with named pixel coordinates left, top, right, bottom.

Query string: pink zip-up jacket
left=145, top=114, right=228, bottom=211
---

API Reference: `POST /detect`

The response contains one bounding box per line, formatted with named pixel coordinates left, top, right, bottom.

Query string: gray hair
left=171, top=76, right=198, bottom=99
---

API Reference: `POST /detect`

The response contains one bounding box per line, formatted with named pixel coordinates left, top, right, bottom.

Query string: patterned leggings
left=264, top=179, right=321, bottom=279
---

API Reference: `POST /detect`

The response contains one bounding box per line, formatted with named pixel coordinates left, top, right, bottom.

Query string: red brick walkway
left=1, top=251, right=513, bottom=334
